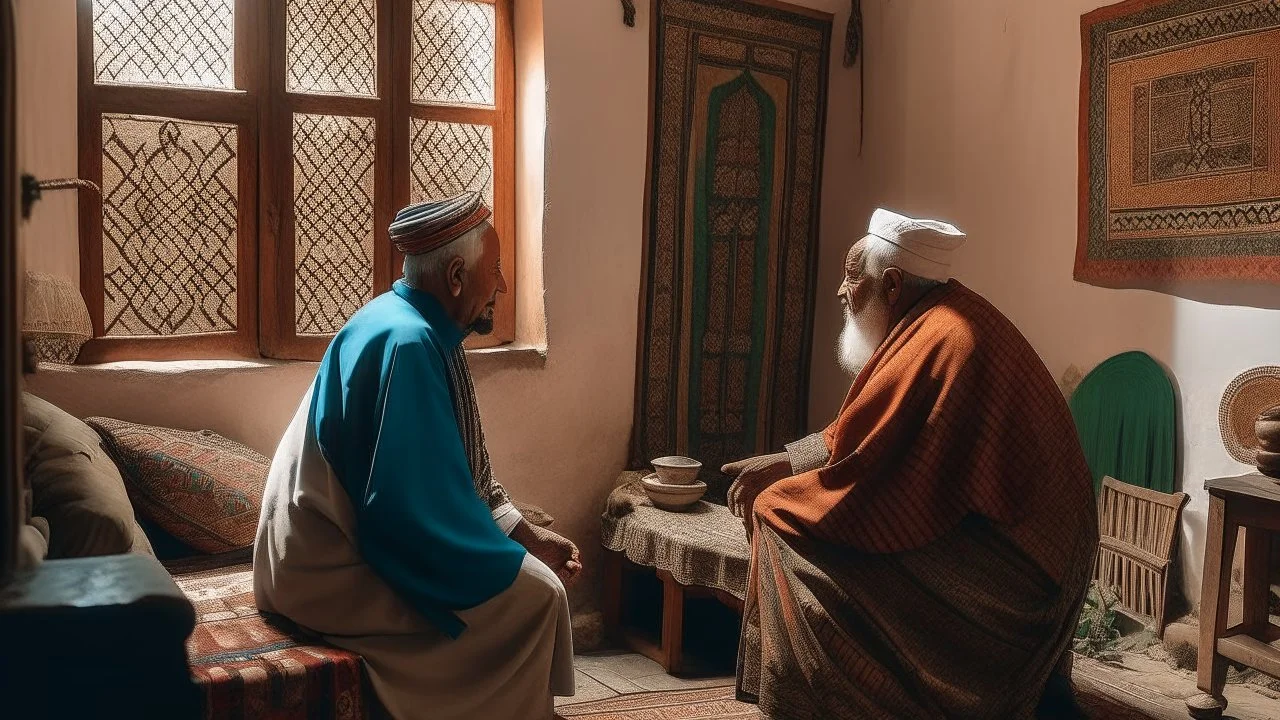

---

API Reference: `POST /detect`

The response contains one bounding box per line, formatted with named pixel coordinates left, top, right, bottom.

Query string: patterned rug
left=556, top=686, right=760, bottom=720
left=1076, top=0, right=1280, bottom=287
left=554, top=684, right=1159, bottom=720
left=631, top=0, right=831, bottom=480
left=171, top=561, right=375, bottom=720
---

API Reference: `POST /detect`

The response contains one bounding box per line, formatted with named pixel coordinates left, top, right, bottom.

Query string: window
left=77, top=0, right=515, bottom=362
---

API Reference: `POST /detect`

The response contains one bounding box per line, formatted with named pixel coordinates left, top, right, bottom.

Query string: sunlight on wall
left=514, top=0, right=547, bottom=349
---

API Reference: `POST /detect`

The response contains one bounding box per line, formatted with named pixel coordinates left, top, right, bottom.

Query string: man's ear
left=882, top=266, right=904, bottom=307
left=447, top=255, right=466, bottom=298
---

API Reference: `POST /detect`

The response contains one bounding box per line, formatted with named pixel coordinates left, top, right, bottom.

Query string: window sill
left=36, top=358, right=311, bottom=380
left=38, top=341, right=547, bottom=377
left=466, top=341, right=547, bottom=373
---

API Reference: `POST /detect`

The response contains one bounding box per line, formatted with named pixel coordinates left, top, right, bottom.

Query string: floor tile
left=577, top=666, right=648, bottom=694
left=574, top=651, right=666, bottom=680
left=554, top=671, right=616, bottom=707
left=630, top=672, right=736, bottom=692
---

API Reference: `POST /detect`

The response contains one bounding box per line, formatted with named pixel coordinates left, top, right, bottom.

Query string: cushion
left=86, top=418, right=269, bottom=554
left=22, top=393, right=154, bottom=558
left=17, top=517, right=50, bottom=570
left=172, top=563, right=376, bottom=719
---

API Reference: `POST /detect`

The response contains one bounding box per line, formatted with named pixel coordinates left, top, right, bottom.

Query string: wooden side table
left=600, top=474, right=753, bottom=675
left=602, top=550, right=743, bottom=674
left=1186, top=473, right=1280, bottom=719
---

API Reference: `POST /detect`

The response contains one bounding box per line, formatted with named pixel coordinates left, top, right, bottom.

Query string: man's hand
left=511, top=520, right=582, bottom=586
left=723, top=452, right=792, bottom=522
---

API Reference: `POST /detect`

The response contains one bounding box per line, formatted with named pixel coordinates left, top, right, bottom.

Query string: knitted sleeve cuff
left=784, top=432, right=831, bottom=474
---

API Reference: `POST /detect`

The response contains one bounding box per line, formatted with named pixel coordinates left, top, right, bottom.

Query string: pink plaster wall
left=804, top=0, right=1280, bottom=603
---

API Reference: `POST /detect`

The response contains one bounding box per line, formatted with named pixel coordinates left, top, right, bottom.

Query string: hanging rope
left=622, top=0, right=636, bottom=27
left=844, top=0, right=864, bottom=155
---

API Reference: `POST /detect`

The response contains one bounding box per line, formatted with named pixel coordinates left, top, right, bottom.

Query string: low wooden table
left=599, top=474, right=751, bottom=674
left=602, top=551, right=743, bottom=674
left=1187, top=473, right=1280, bottom=719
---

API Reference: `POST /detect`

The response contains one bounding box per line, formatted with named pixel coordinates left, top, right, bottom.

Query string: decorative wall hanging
left=1218, top=365, right=1280, bottom=465
left=1077, top=0, right=1280, bottom=287
left=630, top=0, right=832, bottom=481
left=621, top=0, right=636, bottom=27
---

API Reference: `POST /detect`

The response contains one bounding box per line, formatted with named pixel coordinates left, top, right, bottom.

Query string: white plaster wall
left=803, top=0, right=1280, bottom=605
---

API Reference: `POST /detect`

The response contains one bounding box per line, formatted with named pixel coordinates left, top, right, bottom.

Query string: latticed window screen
left=286, top=0, right=378, bottom=97
left=80, top=0, right=514, bottom=361
left=293, top=114, right=377, bottom=337
left=410, top=119, right=493, bottom=207
left=100, top=114, right=239, bottom=336
left=407, top=0, right=509, bottom=350
left=412, top=0, right=495, bottom=106
left=93, top=0, right=235, bottom=89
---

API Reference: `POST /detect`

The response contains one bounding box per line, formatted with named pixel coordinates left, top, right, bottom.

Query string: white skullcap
left=865, top=208, right=966, bottom=282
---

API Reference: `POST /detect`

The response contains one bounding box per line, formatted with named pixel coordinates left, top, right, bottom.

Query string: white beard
left=837, top=300, right=890, bottom=378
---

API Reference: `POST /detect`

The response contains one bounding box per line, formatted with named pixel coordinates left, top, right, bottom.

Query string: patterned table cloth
left=600, top=472, right=751, bottom=599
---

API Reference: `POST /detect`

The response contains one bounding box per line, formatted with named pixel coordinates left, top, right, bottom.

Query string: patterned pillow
left=85, top=418, right=269, bottom=554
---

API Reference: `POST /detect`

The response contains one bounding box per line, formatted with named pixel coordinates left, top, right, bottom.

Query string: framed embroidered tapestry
left=1077, top=0, right=1280, bottom=287
left=630, top=0, right=831, bottom=478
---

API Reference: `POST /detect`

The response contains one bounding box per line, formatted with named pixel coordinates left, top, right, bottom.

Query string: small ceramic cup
left=651, top=455, right=702, bottom=485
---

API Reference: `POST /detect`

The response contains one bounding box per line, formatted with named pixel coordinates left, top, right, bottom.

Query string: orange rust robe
left=738, top=281, right=1098, bottom=719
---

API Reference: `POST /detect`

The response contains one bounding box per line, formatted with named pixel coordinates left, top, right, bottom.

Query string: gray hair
left=402, top=222, right=488, bottom=289
left=861, top=236, right=943, bottom=293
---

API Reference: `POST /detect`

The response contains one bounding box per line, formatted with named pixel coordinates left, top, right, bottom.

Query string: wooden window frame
left=77, top=0, right=515, bottom=363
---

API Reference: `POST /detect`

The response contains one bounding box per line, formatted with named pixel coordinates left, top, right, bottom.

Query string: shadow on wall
left=1124, top=280, right=1280, bottom=312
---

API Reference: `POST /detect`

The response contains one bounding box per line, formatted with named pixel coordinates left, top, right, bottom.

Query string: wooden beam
left=1217, top=636, right=1280, bottom=682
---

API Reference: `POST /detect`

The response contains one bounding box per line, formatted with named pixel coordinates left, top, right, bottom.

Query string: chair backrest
left=1098, top=476, right=1188, bottom=560
left=1095, top=475, right=1189, bottom=634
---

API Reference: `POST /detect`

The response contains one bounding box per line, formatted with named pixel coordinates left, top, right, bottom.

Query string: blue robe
left=309, top=280, right=526, bottom=638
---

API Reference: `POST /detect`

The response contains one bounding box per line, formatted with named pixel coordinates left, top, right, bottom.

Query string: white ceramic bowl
left=641, top=474, right=707, bottom=511
left=651, top=455, right=702, bottom=485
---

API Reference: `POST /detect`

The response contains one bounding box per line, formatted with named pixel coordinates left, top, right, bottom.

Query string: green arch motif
left=689, top=71, right=777, bottom=462
left=1068, top=350, right=1177, bottom=494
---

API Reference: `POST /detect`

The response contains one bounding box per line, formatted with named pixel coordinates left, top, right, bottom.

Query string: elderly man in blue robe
left=254, top=192, right=578, bottom=720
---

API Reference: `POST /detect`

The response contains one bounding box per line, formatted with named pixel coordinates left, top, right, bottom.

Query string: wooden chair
left=1094, top=476, right=1189, bottom=636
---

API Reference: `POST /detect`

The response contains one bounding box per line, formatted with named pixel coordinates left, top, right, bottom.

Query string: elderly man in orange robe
left=722, top=209, right=1098, bottom=719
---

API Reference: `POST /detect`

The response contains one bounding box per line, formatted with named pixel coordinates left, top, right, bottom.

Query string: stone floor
left=1073, top=651, right=1280, bottom=720
left=558, top=650, right=1280, bottom=718
left=554, top=651, right=734, bottom=707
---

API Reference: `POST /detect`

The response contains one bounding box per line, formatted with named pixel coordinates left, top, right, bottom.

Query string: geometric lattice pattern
left=411, top=0, right=495, bottom=106
left=631, top=0, right=830, bottom=473
left=697, top=80, right=767, bottom=463
left=410, top=119, right=493, bottom=207
left=286, top=0, right=377, bottom=97
left=93, top=0, right=234, bottom=88
left=292, top=114, right=376, bottom=336
left=100, top=114, right=238, bottom=336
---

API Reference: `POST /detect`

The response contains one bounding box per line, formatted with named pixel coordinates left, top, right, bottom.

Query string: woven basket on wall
left=22, top=271, right=91, bottom=364
left=1219, top=366, right=1280, bottom=466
